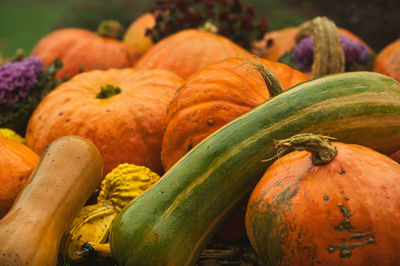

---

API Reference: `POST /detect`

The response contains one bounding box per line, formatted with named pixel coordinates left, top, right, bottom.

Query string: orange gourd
left=134, top=29, right=251, bottom=79
left=246, top=134, right=400, bottom=265
left=25, top=68, right=184, bottom=176
left=123, top=13, right=156, bottom=55
left=0, top=134, right=39, bottom=217
left=373, top=38, right=400, bottom=82
left=31, top=22, right=139, bottom=80
left=0, top=136, right=103, bottom=266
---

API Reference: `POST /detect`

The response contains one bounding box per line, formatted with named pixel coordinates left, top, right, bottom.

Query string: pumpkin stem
left=296, top=16, right=345, bottom=78
left=240, top=59, right=283, bottom=97
left=77, top=242, right=112, bottom=258
left=96, top=84, right=121, bottom=99
left=198, top=20, right=218, bottom=34
left=275, top=133, right=338, bottom=165
left=97, top=20, right=125, bottom=40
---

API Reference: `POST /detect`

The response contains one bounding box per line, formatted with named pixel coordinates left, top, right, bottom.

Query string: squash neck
left=275, top=133, right=338, bottom=165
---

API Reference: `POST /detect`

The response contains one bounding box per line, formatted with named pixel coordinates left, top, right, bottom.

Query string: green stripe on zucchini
left=110, top=71, right=400, bottom=266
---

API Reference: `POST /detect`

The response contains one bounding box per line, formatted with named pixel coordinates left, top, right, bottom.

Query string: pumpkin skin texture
left=373, top=38, right=400, bottom=82
left=31, top=28, right=139, bottom=80
left=246, top=141, right=400, bottom=265
left=25, top=68, right=184, bottom=176
left=0, top=136, right=103, bottom=266
left=161, top=57, right=309, bottom=171
left=123, top=13, right=156, bottom=55
left=0, top=135, right=39, bottom=217
left=254, top=26, right=373, bottom=61
left=134, top=29, right=252, bottom=79
left=110, top=72, right=400, bottom=266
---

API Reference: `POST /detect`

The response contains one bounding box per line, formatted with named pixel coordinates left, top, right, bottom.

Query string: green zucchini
left=110, top=71, right=400, bottom=265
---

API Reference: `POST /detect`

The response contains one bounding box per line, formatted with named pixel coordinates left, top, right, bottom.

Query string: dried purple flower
left=292, top=34, right=371, bottom=72
left=0, top=56, right=44, bottom=106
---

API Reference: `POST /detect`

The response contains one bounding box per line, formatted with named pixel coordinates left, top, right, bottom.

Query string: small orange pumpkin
left=25, top=68, right=184, bottom=176
left=134, top=29, right=252, bottom=79
left=0, top=134, right=39, bottom=217
left=246, top=134, right=400, bottom=265
left=31, top=22, right=139, bottom=80
left=373, top=38, right=400, bottom=82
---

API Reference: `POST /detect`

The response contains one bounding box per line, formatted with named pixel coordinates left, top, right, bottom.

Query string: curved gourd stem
left=97, top=20, right=125, bottom=40
left=296, top=16, right=345, bottom=78
left=240, top=59, right=284, bottom=97
left=275, top=133, right=338, bottom=165
left=77, top=242, right=112, bottom=258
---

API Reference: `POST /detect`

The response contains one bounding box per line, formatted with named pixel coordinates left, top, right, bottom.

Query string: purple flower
left=292, top=34, right=371, bottom=72
left=0, top=56, right=44, bottom=106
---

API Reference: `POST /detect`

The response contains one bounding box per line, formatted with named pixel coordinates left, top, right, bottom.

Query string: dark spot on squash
left=216, top=104, right=222, bottom=109
left=19, top=177, right=23, bottom=182
left=58, top=112, right=63, bottom=116
left=338, top=203, right=351, bottom=218
left=339, top=169, right=346, bottom=174
left=323, top=195, right=329, bottom=201
left=188, top=143, right=193, bottom=152
left=266, top=38, right=274, bottom=48
left=207, top=117, right=215, bottom=125
left=334, top=219, right=354, bottom=232
left=66, top=118, right=71, bottom=122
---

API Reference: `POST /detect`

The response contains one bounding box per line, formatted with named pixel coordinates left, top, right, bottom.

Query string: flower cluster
left=0, top=57, right=44, bottom=106
left=292, top=34, right=371, bottom=72
left=147, top=0, right=268, bottom=50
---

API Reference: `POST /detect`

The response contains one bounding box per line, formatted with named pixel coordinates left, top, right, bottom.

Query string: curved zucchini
left=110, top=72, right=400, bottom=265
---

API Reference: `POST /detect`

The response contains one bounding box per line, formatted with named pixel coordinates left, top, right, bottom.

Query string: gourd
left=0, top=135, right=103, bottom=266
left=31, top=21, right=139, bottom=79
left=246, top=133, right=400, bottom=265
left=123, top=13, right=156, bottom=55
left=110, top=71, right=400, bottom=265
left=0, top=134, right=38, bottom=217
left=134, top=29, right=251, bottom=79
left=25, top=68, right=184, bottom=176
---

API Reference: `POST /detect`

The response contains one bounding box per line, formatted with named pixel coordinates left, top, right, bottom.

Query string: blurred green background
left=1, top=0, right=399, bottom=57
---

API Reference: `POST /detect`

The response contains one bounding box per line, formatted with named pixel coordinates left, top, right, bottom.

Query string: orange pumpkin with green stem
left=0, top=134, right=39, bottom=217
left=31, top=21, right=139, bottom=80
left=246, top=133, right=400, bottom=265
left=25, top=68, right=184, bottom=176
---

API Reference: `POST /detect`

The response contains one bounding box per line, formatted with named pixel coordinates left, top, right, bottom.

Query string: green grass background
left=0, top=0, right=306, bottom=57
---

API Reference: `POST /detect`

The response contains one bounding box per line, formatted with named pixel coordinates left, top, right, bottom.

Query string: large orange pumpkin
left=161, top=57, right=309, bottom=171
left=134, top=29, right=251, bottom=79
left=246, top=134, right=400, bottom=265
left=373, top=38, right=400, bottom=82
left=31, top=24, right=139, bottom=80
left=253, top=26, right=373, bottom=61
left=0, top=134, right=39, bottom=217
left=25, top=68, right=184, bottom=176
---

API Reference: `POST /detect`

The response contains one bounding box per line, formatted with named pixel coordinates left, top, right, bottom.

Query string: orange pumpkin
left=373, top=38, right=400, bottom=82
left=31, top=24, right=139, bottom=80
left=0, top=134, right=39, bottom=217
left=253, top=26, right=373, bottom=61
left=123, top=13, right=156, bottom=55
left=161, top=57, right=309, bottom=171
left=134, top=29, right=251, bottom=79
left=25, top=68, right=184, bottom=176
left=246, top=134, right=400, bottom=265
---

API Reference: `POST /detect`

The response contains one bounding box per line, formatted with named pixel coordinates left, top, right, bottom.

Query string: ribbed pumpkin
left=161, top=57, right=309, bottom=171
left=134, top=29, right=251, bottom=79
left=123, top=13, right=156, bottom=55
left=373, top=38, right=400, bottom=82
left=31, top=22, right=139, bottom=80
left=0, top=134, right=39, bottom=217
left=253, top=25, right=373, bottom=61
left=246, top=134, right=400, bottom=265
left=25, top=68, right=184, bottom=176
